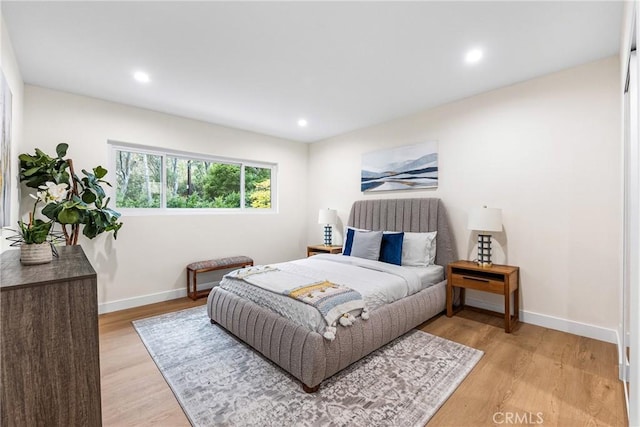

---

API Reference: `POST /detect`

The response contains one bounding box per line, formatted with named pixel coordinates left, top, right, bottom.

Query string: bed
left=207, top=198, right=457, bottom=392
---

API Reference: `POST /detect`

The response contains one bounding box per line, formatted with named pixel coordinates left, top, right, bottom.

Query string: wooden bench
left=186, top=256, right=254, bottom=300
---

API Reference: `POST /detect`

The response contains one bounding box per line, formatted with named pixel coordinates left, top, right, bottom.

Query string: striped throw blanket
left=226, top=266, right=369, bottom=340
left=288, top=281, right=367, bottom=339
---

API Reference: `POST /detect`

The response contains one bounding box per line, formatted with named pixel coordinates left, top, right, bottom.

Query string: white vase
left=20, top=243, right=53, bottom=265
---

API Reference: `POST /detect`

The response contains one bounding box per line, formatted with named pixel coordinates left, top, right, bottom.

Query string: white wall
left=22, top=86, right=309, bottom=312
left=0, top=16, right=24, bottom=252
left=308, top=56, right=621, bottom=341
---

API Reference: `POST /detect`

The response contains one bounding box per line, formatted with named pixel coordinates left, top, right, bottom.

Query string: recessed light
left=298, top=119, right=308, bottom=127
left=133, top=71, right=150, bottom=83
left=465, top=49, right=483, bottom=64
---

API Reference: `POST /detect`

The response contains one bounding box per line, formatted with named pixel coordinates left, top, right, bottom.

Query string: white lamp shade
left=468, top=207, right=502, bottom=232
left=318, top=208, right=337, bottom=225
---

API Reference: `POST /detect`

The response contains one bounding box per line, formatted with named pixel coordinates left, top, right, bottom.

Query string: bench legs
left=186, top=258, right=254, bottom=300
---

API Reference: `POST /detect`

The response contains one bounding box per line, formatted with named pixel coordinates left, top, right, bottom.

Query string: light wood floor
left=99, top=299, right=627, bottom=426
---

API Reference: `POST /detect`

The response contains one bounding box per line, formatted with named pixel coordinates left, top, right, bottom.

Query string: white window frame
left=108, top=140, right=278, bottom=215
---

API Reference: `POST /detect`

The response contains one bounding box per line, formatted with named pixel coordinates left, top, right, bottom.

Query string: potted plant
left=15, top=143, right=123, bottom=248
left=12, top=181, right=69, bottom=264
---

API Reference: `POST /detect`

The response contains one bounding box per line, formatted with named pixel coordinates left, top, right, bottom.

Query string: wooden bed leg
left=210, top=319, right=217, bottom=325
left=302, top=383, right=320, bottom=393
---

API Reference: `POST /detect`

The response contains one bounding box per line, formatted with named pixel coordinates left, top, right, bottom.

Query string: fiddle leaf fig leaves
left=56, top=143, right=69, bottom=158
left=82, top=190, right=97, bottom=204
left=57, top=207, right=81, bottom=224
left=18, top=143, right=123, bottom=242
left=94, top=166, right=107, bottom=179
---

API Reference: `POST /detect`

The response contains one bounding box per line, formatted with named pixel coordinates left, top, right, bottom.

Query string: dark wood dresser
left=1, top=245, right=102, bottom=426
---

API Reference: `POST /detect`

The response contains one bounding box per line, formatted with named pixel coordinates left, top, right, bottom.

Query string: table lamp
left=468, top=206, right=502, bottom=267
left=318, top=208, right=337, bottom=246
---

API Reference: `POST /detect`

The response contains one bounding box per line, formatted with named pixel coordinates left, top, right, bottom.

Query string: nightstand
left=306, top=245, right=342, bottom=257
left=446, top=260, right=520, bottom=333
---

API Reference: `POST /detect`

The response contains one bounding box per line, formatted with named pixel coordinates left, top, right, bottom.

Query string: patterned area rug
left=133, top=306, right=483, bottom=427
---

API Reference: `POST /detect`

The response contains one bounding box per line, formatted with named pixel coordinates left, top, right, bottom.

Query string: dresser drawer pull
left=462, top=276, right=489, bottom=283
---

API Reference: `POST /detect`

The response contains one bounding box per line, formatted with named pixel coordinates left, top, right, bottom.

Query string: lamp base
left=477, top=233, right=493, bottom=267
left=323, top=225, right=333, bottom=246
left=476, top=261, right=493, bottom=268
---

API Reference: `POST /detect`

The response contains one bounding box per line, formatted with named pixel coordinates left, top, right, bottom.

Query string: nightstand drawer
left=450, top=273, right=504, bottom=293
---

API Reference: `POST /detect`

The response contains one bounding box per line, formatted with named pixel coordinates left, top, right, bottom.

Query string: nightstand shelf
left=446, top=260, right=520, bottom=333
left=306, top=245, right=342, bottom=257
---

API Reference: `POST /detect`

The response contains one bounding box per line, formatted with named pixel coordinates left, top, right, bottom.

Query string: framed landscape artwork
left=361, top=141, right=438, bottom=192
left=0, top=71, right=12, bottom=227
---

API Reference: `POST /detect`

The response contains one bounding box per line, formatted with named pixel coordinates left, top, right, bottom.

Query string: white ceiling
left=2, top=1, right=623, bottom=143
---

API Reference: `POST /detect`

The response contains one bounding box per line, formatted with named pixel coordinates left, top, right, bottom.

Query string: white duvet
left=219, top=254, right=444, bottom=334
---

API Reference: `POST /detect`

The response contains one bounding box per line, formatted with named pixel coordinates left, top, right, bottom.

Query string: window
left=245, top=166, right=272, bottom=209
left=166, top=158, right=242, bottom=208
left=116, top=151, right=162, bottom=208
left=110, top=142, right=276, bottom=212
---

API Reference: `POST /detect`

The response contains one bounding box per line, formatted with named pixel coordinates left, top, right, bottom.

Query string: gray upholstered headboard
left=347, top=198, right=457, bottom=271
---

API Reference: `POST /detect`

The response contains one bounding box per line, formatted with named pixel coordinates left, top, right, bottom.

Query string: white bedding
left=407, top=264, right=445, bottom=287
left=219, top=254, right=444, bottom=334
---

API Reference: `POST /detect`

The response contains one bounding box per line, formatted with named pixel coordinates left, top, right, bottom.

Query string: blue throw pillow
left=379, top=232, right=404, bottom=265
left=343, top=228, right=355, bottom=256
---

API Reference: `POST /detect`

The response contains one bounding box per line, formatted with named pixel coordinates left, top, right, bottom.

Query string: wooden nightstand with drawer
left=446, top=260, right=520, bottom=333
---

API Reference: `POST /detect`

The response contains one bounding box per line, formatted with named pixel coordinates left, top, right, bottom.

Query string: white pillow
left=427, top=231, right=437, bottom=264
left=343, top=226, right=366, bottom=239
left=350, top=230, right=384, bottom=261
left=402, top=231, right=437, bottom=267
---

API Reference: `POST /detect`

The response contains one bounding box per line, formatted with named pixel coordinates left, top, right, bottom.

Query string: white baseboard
left=464, top=297, right=617, bottom=344
left=98, top=288, right=188, bottom=314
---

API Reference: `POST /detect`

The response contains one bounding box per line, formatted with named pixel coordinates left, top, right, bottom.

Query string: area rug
left=133, top=306, right=483, bottom=427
